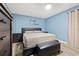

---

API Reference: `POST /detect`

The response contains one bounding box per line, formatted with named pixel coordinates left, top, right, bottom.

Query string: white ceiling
left=6, top=3, right=79, bottom=18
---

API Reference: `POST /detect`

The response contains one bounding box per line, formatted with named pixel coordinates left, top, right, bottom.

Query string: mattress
left=23, top=32, right=56, bottom=48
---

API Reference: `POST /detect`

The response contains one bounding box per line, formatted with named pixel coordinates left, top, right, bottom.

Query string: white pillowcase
left=25, top=31, right=35, bottom=34
left=34, top=31, right=42, bottom=33
left=25, top=31, right=42, bottom=34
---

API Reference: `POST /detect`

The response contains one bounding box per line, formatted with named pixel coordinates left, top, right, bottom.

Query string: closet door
left=71, top=11, right=75, bottom=48
left=68, top=12, right=72, bottom=47
left=0, top=3, right=12, bottom=56
left=68, top=12, right=75, bottom=47
left=68, top=10, right=79, bottom=49
left=75, top=10, right=79, bottom=48
left=0, top=12, right=10, bottom=55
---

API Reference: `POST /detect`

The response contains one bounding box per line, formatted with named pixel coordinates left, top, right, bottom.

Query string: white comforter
left=23, top=32, right=56, bottom=48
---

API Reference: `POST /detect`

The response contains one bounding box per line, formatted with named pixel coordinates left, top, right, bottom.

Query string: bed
left=22, top=28, right=57, bottom=49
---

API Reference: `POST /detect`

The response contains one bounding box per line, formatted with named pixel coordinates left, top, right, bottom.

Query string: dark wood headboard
left=22, top=28, right=41, bottom=33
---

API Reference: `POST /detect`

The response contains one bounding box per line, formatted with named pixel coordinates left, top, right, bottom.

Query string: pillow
left=25, top=31, right=35, bottom=34
left=25, top=31, right=42, bottom=34
left=34, top=31, right=42, bottom=33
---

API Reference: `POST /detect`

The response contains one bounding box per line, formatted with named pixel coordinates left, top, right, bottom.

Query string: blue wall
left=46, top=12, right=68, bottom=41
left=46, top=5, right=79, bottom=42
left=12, top=14, right=46, bottom=33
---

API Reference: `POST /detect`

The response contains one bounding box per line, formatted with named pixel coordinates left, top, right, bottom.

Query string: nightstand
left=12, top=42, right=23, bottom=56
left=12, top=33, right=23, bottom=43
left=43, top=31, right=48, bottom=33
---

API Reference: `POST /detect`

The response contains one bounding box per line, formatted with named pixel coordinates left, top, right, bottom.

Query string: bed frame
left=21, top=28, right=42, bottom=55
left=22, top=28, right=41, bottom=33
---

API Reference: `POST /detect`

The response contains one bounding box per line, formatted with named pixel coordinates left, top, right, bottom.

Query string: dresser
left=0, top=3, right=12, bottom=56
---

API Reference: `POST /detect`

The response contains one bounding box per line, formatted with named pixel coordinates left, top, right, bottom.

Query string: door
left=0, top=12, right=10, bottom=55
